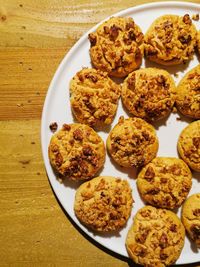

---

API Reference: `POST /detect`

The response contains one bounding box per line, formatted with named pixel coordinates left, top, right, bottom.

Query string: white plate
left=41, top=1, right=200, bottom=264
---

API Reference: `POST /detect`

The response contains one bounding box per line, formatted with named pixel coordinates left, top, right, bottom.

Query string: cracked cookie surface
left=106, top=116, right=159, bottom=168
left=121, top=68, right=176, bottom=121
left=89, top=16, right=144, bottom=77
left=126, top=205, right=185, bottom=266
left=177, top=120, right=200, bottom=172
left=137, top=157, right=192, bottom=209
left=176, top=64, right=200, bottom=119
left=181, top=193, right=200, bottom=248
left=74, top=176, right=133, bottom=232
left=144, top=14, right=197, bottom=65
left=48, top=123, right=105, bottom=181
left=70, top=68, right=121, bottom=127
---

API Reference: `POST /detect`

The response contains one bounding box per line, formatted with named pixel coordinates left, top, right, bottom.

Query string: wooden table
left=1, top=0, right=200, bottom=266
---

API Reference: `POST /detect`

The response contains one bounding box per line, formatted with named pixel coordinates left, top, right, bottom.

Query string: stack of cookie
left=48, top=13, right=200, bottom=266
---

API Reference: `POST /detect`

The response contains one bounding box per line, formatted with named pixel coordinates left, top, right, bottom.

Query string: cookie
left=88, top=16, right=144, bottom=77
left=70, top=68, right=121, bottom=128
left=197, top=31, right=200, bottom=55
left=137, top=157, right=192, bottom=209
left=74, top=176, right=133, bottom=232
left=176, top=64, right=200, bottom=119
left=106, top=116, right=159, bottom=168
left=177, top=120, right=200, bottom=172
left=181, top=193, right=200, bottom=247
left=48, top=123, right=105, bottom=181
left=126, top=206, right=185, bottom=266
left=121, top=68, right=176, bottom=121
left=144, top=14, right=197, bottom=65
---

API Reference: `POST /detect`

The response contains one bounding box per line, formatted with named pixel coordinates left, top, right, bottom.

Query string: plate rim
left=41, top=1, right=200, bottom=264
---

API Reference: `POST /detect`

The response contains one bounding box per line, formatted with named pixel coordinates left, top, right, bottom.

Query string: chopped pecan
left=192, top=14, right=199, bottom=21
left=128, top=30, right=136, bottom=40
left=109, top=25, right=119, bottom=40
left=49, top=122, right=58, bottom=132
left=190, top=224, right=200, bottom=240
left=183, top=14, right=192, bottom=25
left=160, top=251, right=168, bottom=260
left=170, top=224, right=177, bottom=232
left=135, top=229, right=149, bottom=244
left=82, top=146, right=93, bottom=156
left=55, top=153, right=63, bottom=167
left=90, top=155, right=98, bottom=167
left=134, top=245, right=147, bottom=257
left=192, top=137, right=200, bottom=148
left=73, top=128, right=83, bottom=141
left=160, top=177, right=167, bottom=183
left=126, top=21, right=135, bottom=30
left=146, top=47, right=158, bottom=56
left=193, top=209, right=200, bottom=217
left=62, top=123, right=71, bottom=131
left=140, top=209, right=151, bottom=218
left=144, top=166, right=155, bottom=181
left=88, top=33, right=97, bottom=46
left=103, top=26, right=109, bottom=34
left=127, top=74, right=136, bottom=89
left=169, top=164, right=181, bottom=176
left=178, top=35, right=192, bottom=44
left=85, top=73, right=98, bottom=83
left=147, top=188, right=160, bottom=195
left=159, top=233, right=168, bottom=249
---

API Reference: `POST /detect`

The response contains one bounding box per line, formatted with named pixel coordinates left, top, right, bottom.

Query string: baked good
left=177, top=120, right=200, bottom=172
left=74, top=176, right=133, bottom=232
left=197, top=31, right=200, bottom=54
left=121, top=68, right=176, bottom=121
left=137, top=157, right=192, bottom=209
left=70, top=68, right=121, bottom=128
left=48, top=123, right=105, bottom=181
left=144, top=14, right=197, bottom=65
left=126, top=205, right=185, bottom=266
left=88, top=16, right=144, bottom=77
left=176, top=64, right=200, bottom=119
left=107, top=116, right=159, bottom=168
left=181, top=193, right=200, bottom=247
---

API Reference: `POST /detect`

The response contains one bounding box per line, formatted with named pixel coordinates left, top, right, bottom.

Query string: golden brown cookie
left=126, top=206, right=185, bottom=266
left=197, top=31, right=200, bottom=55
left=88, top=16, right=144, bottom=77
left=144, top=14, right=197, bottom=65
left=48, top=123, right=105, bottom=181
left=181, top=193, right=200, bottom=247
left=176, top=65, right=200, bottom=119
left=106, top=116, right=159, bottom=168
left=70, top=68, right=121, bottom=127
left=121, top=68, right=176, bottom=121
left=137, top=157, right=192, bottom=209
left=177, top=121, right=200, bottom=172
left=74, top=176, right=133, bottom=232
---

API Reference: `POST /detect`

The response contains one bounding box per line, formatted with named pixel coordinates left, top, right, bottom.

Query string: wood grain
left=1, top=0, right=200, bottom=266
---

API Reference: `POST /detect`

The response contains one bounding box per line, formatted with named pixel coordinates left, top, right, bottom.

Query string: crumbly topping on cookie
left=137, top=157, right=192, bottom=209
left=122, top=68, right=176, bottom=121
left=74, top=176, right=133, bottom=232
left=48, top=123, right=105, bottom=181
left=126, top=206, right=185, bottom=266
left=70, top=68, right=121, bottom=127
left=89, top=17, right=144, bottom=77
left=144, top=14, right=197, bottom=65
left=107, top=116, right=158, bottom=168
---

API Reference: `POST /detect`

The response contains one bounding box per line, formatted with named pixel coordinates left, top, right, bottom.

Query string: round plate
left=41, top=1, right=200, bottom=264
